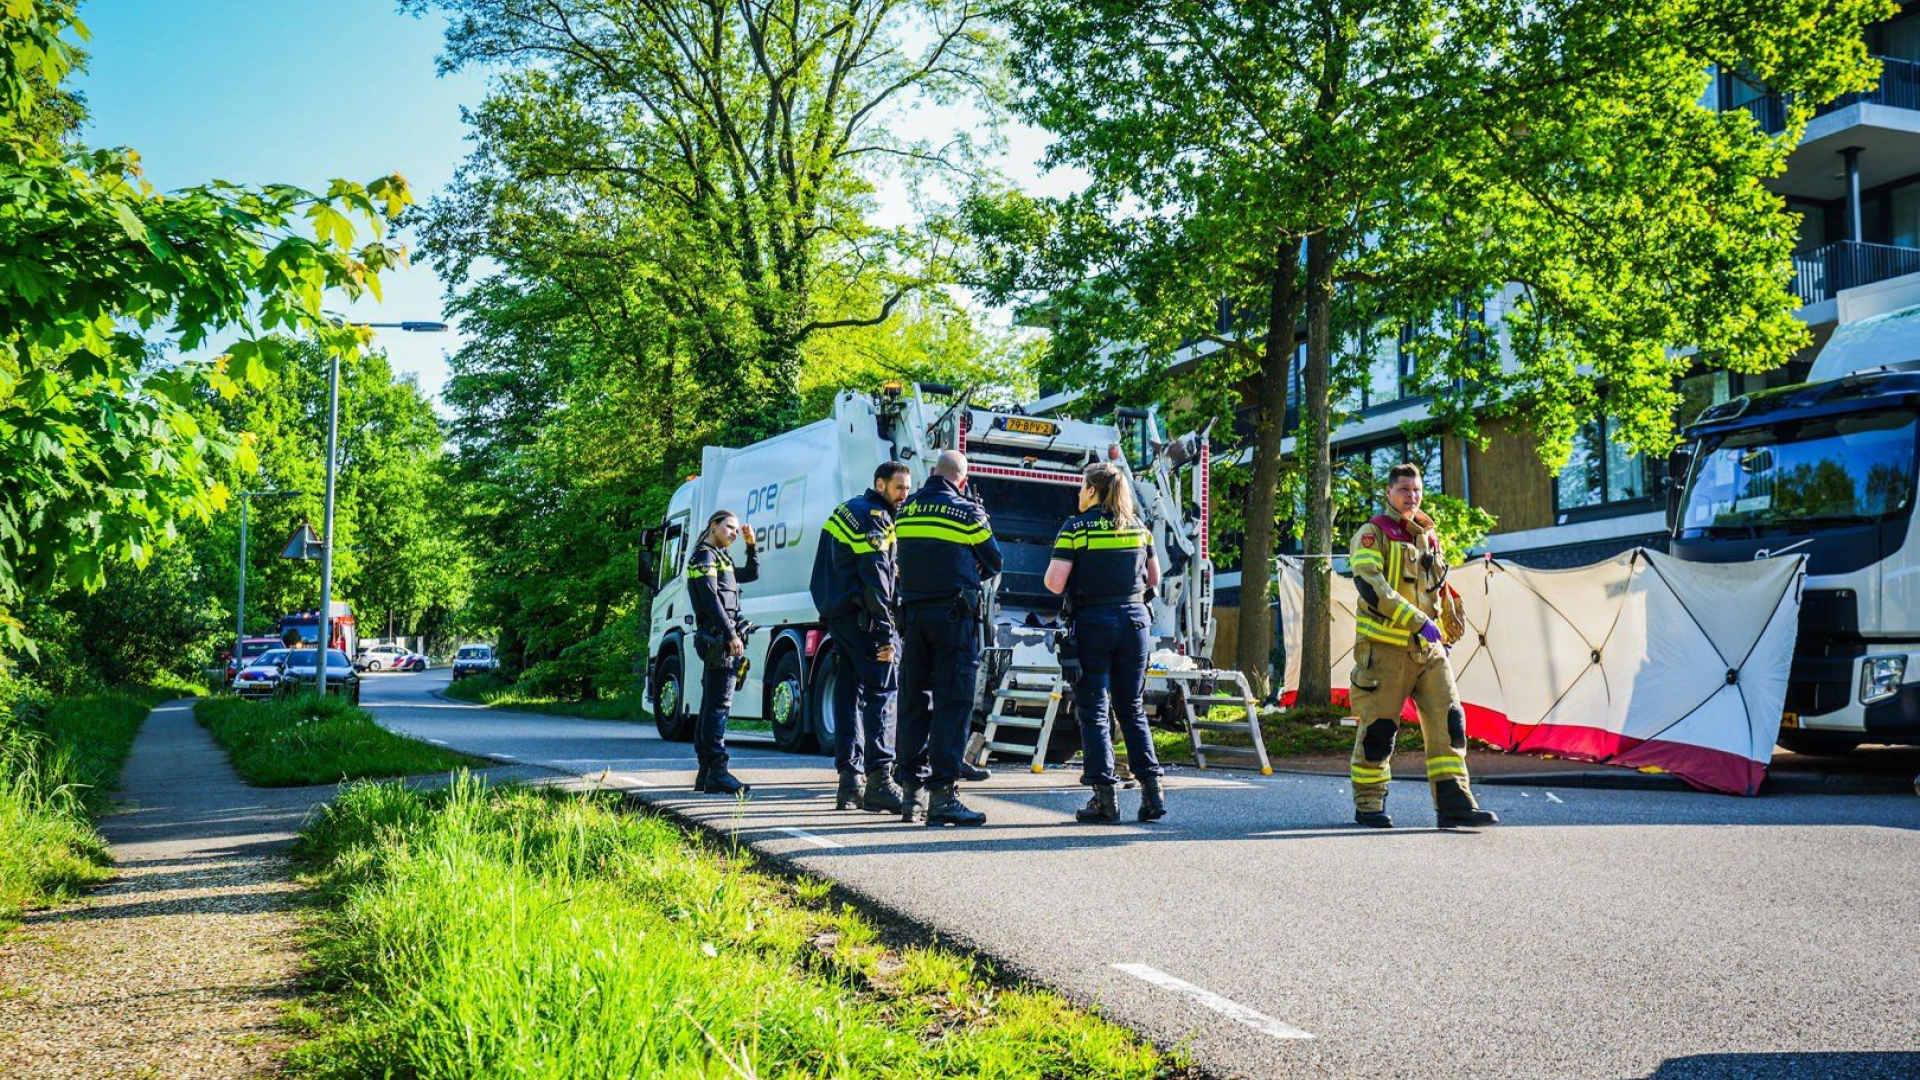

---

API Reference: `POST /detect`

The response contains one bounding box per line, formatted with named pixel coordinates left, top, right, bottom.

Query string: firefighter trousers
left=1346, top=639, right=1479, bottom=814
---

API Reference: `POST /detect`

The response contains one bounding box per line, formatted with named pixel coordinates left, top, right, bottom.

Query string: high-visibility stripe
left=687, top=565, right=718, bottom=579
left=1083, top=532, right=1148, bottom=550
left=896, top=520, right=989, bottom=544
left=1350, top=764, right=1391, bottom=783
left=1349, top=550, right=1383, bottom=569
left=1427, top=755, right=1467, bottom=777
left=824, top=516, right=876, bottom=554
left=1355, top=613, right=1410, bottom=645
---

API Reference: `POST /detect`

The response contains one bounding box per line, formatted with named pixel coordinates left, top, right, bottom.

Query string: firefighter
left=687, top=509, right=759, bottom=796
left=809, top=461, right=911, bottom=814
left=1347, top=462, right=1498, bottom=829
left=893, top=450, right=1001, bottom=826
left=1044, top=461, right=1167, bottom=824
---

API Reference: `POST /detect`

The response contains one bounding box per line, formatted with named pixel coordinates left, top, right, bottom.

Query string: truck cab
left=1668, top=361, right=1920, bottom=752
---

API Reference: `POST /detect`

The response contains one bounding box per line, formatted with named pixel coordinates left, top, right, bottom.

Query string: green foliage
left=290, top=776, right=1177, bottom=1079
left=0, top=677, right=168, bottom=923
left=194, top=693, right=472, bottom=787
left=0, top=0, right=411, bottom=656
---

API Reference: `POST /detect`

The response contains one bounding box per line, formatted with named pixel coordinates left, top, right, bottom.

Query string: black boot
left=925, top=783, right=986, bottom=827
left=702, top=769, right=751, bottom=797
left=1137, top=774, right=1167, bottom=822
left=862, top=772, right=905, bottom=814
left=693, top=763, right=711, bottom=792
left=1434, top=779, right=1497, bottom=828
left=899, top=783, right=928, bottom=823
left=1076, top=784, right=1120, bottom=823
left=960, top=760, right=992, bottom=782
left=1354, top=808, right=1395, bottom=829
left=835, top=770, right=861, bottom=810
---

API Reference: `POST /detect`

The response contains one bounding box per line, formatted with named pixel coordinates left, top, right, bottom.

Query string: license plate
left=1781, top=712, right=1799, bottom=729
left=999, top=417, right=1058, bottom=436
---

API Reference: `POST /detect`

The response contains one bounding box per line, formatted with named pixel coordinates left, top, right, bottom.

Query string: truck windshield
left=1678, top=410, right=1917, bottom=537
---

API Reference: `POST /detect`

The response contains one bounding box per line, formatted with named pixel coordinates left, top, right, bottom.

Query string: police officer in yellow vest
left=1348, top=462, right=1498, bottom=829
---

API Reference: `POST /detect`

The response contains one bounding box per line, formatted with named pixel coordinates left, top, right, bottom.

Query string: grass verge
left=289, top=776, right=1192, bottom=1079
left=443, top=673, right=773, bottom=734
left=0, top=684, right=174, bottom=925
left=196, top=693, right=475, bottom=787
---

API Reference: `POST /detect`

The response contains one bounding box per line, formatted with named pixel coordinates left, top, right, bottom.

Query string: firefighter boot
left=1137, top=774, right=1168, bottom=822
left=1354, top=794, right=1394, bottom=830
left=835, top=770, right=861, bottom=811
left=925, top=783, right=986, bottom=827
left=702, top=769, right=752, bottom=797
left=1434, top=778, right=1497, bottom=828
left=1075, top=784, right=1120, bottom=823
left=899, top=784, right=928, bottom=823
left=862, top=772, right=905, bottom=814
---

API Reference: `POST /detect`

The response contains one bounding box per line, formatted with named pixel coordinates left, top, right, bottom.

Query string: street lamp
left=314, top=316, right=449, bottom=695
left=233, top=489, right=303, bottom=679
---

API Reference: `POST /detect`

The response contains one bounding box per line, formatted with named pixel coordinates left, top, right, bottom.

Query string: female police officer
left=687, top=509, right=758, bottom=796
left=1044, top=462, right=1167, bottom=824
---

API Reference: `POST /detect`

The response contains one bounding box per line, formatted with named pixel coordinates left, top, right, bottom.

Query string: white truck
left=640, top=383, right=1270, bottom=771
left=1667, top=312, right=1920, bottom=753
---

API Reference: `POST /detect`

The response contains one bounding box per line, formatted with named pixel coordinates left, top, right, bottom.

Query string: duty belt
left=1073, top=591, right=1146, bottom=609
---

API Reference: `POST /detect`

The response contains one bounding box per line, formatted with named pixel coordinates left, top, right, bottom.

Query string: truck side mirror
left=1663, top=448, right=1692, bottom=533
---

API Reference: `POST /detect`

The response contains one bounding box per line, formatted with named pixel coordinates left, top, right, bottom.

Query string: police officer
left=893, top=450, right=1001, bottom=826
left=1347, top=463, right=1498, bottom=829
left=809, top=462, right=911, bottom=814
left=1044, top=461, right=1167, bottom=823
left=687, top=509, right=759, bottom=796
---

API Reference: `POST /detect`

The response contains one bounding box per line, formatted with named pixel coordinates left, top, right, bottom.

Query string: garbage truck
left=1667, top=311, right=1920, bottom=753
left=640, top=383, right=1271, bottom=772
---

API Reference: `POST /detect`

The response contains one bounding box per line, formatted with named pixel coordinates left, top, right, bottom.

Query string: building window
left=1554, top=415, right=1657, bottom=513
left=1343, top=433, right=1445, bottom=503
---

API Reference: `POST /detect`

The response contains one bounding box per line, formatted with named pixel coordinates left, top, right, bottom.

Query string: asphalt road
left=364, top=670, right=1920, bottom=1080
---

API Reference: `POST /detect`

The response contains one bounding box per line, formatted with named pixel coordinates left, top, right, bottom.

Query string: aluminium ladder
left=1158, top=667, right=1273, bottom=775
left=973, top=665, right=1070, bottom=774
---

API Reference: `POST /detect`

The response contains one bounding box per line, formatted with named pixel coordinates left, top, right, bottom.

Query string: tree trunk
left=1233, top=243, right=1302, bottom=698
left=1297, top=227, right=1338, bottom=707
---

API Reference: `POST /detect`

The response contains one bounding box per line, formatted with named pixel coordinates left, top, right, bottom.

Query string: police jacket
left=894, top=475, right=1002, bottom=605
left=809, top=488, right=898, bottom=636
left=1348, top=508, right=1452, bottom=649
left=1051, top=509, right=1153, bottom=611
left=687, top=538, right=758, bottom=639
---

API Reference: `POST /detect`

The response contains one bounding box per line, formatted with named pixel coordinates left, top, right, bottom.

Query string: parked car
left=356, top=643, right=425, bottom=673
left=232, top=648, right=293, bottom=699
left=279, top=648, right=362, bottom=705
left=224, top=636, right=285, bottom=684
left=450, top=644, right=498, bottom=682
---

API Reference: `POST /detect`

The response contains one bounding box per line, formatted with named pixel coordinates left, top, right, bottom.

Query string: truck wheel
left=653, top=648, right=693, bottom=742
left=807, top=652, right=842, bottom=756
left=767, top=647, right=814, bottom=753
left=1776, top=730, right=1864, bottom=756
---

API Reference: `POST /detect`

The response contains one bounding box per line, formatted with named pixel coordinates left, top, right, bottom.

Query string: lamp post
left=314, top=318, right=449, bottom=695
left=233, top=489, right=303, bottom=679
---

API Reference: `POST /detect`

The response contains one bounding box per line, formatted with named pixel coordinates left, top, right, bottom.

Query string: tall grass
left=0, top=680, right=169, bottom=924
left=196, top=693, right=474, bottom=787
left=291, top=777, right=1184, bottom=1080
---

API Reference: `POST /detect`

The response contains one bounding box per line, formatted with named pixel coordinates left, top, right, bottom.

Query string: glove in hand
left=1419, top=620, right=1443, bottom=645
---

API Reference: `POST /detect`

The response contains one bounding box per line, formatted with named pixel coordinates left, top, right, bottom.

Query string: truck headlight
left=1860, top=656, right=1906, bottom=705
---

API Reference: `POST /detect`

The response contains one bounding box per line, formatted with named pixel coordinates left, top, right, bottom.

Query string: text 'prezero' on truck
left=639, top=383, right=1272, bottom=771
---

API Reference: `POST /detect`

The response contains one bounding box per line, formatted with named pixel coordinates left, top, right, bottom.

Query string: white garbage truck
left=640, top=383, right=1271, bottom=772
left=1668, top=310, right=1920, bottom=753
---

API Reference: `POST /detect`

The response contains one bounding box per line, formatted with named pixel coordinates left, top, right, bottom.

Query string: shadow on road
left=1614, top=1051, right=1920, bottom=1080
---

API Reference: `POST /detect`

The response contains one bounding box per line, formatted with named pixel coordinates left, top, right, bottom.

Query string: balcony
left=1791, top=240, right=1920, bottom=305
left=1731, top=55, right=1920, bottom=135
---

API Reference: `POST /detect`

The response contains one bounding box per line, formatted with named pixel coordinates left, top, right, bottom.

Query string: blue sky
left=75, top=0, right=489, bottom=400
left=73, top=1, right=1075, bottom=404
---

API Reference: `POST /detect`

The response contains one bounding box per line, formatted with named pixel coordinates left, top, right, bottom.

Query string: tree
left=0, top=1, right=410, bottom=654
left=986, top=0, right=1890, bottom=703
left=407, top=0, right=1003, bottom=443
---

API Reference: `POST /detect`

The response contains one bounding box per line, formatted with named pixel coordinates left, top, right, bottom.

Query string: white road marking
left=1519, top=791, right=1532, bottom=797
left=426, top=738, right=448, bottom=745
left=774, top=827, right=841, bottom=849
left=613, top=773, right=657, bottom=788
left=1112, top=963, right=1314, bottom=1040
left=1545, top=792, right=1565, bottom=804
left=495, top=754, right=518, bottom=762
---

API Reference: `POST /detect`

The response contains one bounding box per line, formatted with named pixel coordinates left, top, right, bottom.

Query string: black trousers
left=826, top=616, right=897, bottom=777
left=893, top=606, right=979, bottom=789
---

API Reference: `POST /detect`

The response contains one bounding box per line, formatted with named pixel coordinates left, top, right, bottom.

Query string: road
left=364, top=670, right=1920, bottom=1080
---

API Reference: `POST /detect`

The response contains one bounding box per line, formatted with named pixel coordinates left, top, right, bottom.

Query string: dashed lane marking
left=774, top=827, right=841, bottom=849
left=1112, top=963, right=1314, bottom=1040
left=1545, top=792, right=1565, bottom=804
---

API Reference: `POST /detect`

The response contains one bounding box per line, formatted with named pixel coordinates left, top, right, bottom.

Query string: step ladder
left=1160, top=668, right=1272, bottom=774
left=973, top=665, right=1069, bottom=774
